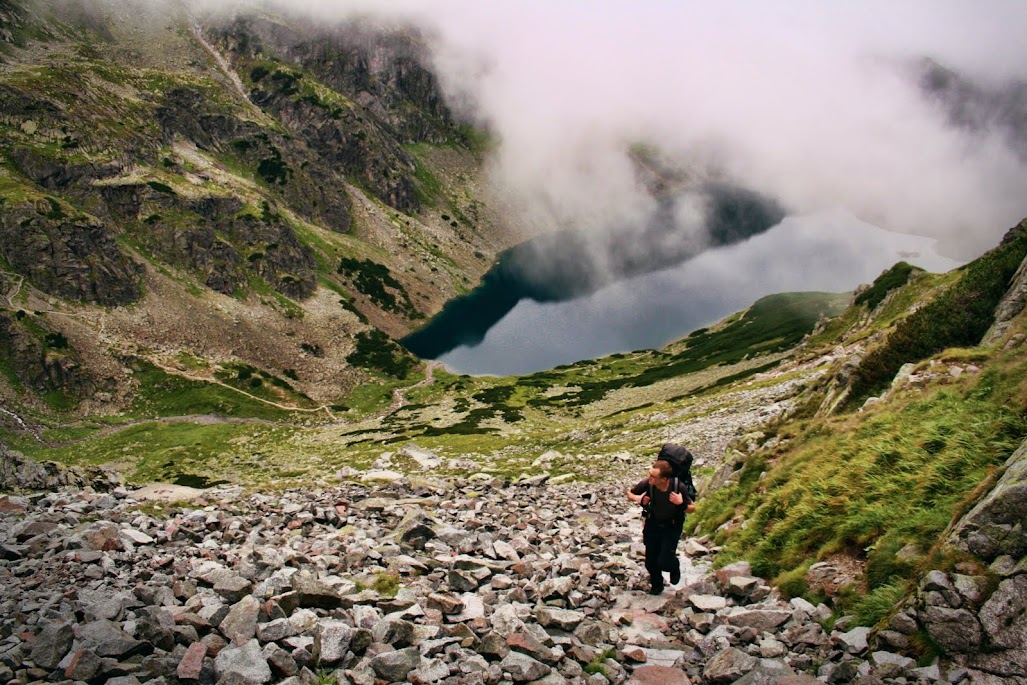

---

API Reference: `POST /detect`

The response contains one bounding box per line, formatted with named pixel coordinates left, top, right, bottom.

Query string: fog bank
left=200, top=0, right=1027, bottom=261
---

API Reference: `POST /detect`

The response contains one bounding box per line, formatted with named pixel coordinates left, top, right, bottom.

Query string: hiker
left=627, top=458, right=696, bottom=594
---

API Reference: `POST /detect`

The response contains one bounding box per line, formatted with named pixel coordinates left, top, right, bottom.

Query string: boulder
left=214, top=639, right=271, bottom=684
left=704, top=647, right=758, bottom=684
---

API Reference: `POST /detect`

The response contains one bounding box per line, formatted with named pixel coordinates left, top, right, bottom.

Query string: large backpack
left=657, top=443, right=698, bottom=503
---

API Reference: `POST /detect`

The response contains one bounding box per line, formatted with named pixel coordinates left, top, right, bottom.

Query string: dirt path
left=387, top=360, right=441, bottom=413
left=0, top=269, right=24, bottom=307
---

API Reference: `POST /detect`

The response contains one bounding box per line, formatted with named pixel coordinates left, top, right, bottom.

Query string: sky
left=212, top=0, right=1027, bottom=262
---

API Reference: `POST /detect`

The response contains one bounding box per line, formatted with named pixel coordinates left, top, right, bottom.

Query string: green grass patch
left=690, top=373, right=1027, bottom=625
left=520, top=292, right=848, bottom=408
left=129, top=360, right=300, bottom=421
left=27, top=421, right=274, bottom=484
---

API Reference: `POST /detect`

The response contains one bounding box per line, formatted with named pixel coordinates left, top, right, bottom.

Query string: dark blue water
left=403, top=210, right=962, bottom=376
left=402, top=183, right=786, bottom=359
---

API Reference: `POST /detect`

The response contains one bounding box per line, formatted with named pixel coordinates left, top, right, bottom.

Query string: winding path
left=0, top=358, right=443, bottom=448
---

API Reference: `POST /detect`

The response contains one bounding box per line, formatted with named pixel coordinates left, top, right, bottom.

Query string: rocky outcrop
left=0, top=442, right=120, bottom=493
left=874, top=438, right=1027, bottom=683
left=139, top=193, right=319, bottom=300
left=154, top=87, right=354, bottom=232
left=207, top=13, right=455, bottom=145
left=0, top=311, right=94, bottom=399
left=202, top=13, right=461, bottom=214
left=983, top=220, right=1027, bottom=345
left=0, top=197, right=142, bottom=306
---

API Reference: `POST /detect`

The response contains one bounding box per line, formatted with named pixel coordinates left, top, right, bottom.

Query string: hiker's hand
left=640, top=495, right=650, bottom=506
left=669, top=491, right=683, bottom=506
left=686, top=502, right=696, bottom=514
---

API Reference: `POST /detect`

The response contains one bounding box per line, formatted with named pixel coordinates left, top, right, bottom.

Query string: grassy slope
left=687, top=238, right=1027, bottom=629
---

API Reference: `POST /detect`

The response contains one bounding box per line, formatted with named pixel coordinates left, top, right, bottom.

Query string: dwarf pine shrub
left=846, top=227, right=1027, bottom=407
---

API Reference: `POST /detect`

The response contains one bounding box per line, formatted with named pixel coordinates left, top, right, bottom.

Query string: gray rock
left=539, top=576, right=575, bottom=600
left=29, top=622, right=74, bottom=669
left=950, top=439, right=1027, bottom=560
left=715, top=561, right=753, bottom=585
left=910, top=663, right=944, bottom=682
left=213, top=573, right=253, bottom=603
left=292, top=573, right=343, bottom=609
left=758, top=637, right=788, bottom=659
left=536, top=606, right=586, bottom=631
left=372, top=616, right=415, bottom=646
left=313, top=619, right=353, bottom=664
left=500, top=651, right=551, bottom=682
left=731, top=659, right=798, bottom=685
left=426, top=592, right=464, bottom=614
left=724, top=607, right=792, bottom=632
left=703, top=647, right=758, bottom=684
left=214, top=639, right=271, bottom=684
left=689, top=594, right=727, bottom=612
left=725, top=576, right=760, bottom=598
left=834, top=626, right=871, bottom=654
left=220, top=595, right=261, bottom=644
left=448, top=569, right=480, bottom=592
left=979, top=574, right=1027, bottom=650
left=256, top=618, right=296, bottom=643
left=870, top=650, right=916, bottom=677
left=76, top=619, right=146, bottom=658
left=412, top=656, right=451, bottom=682
left=922, top=606, right=983, bottom=653
left=370, top=647, right=421, bottom=682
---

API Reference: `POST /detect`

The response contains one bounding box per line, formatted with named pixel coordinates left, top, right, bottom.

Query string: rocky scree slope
left=0, top=441, right=992, bottom=685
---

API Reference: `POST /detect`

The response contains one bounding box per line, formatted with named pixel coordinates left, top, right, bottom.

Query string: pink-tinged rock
left=628, top=665, right=691, bottom=685
left=0, top=496, right=27, bottom=513
left=64, top=648, right=102, bottom=681
left=177, top=642, right=208, bottom=680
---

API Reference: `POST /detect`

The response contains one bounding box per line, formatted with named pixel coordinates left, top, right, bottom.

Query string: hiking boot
left=670, top=569, right=681, bottom=585
left=649, top=582, right=664, bottom=595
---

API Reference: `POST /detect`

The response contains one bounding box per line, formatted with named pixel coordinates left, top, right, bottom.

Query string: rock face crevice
left=0, top=311, right=96, bottom=400
left=201, top=12, right=462, bottom=216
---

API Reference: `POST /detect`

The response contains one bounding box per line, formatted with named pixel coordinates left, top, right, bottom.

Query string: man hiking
left=627, top=458, right=696, bottom=594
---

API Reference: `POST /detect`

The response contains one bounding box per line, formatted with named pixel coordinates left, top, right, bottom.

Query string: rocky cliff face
left=0, top=0, right=509, bottom=410
left=0, top=196, right=142, bottom=306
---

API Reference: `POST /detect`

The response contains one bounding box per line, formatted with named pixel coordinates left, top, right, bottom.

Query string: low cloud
left=181, top=0, right=1027, bottom=267
left=219, top=0, right=1027, bottom=260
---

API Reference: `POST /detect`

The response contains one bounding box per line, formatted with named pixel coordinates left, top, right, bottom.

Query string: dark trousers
left=643, top=520, right=682, bottom=587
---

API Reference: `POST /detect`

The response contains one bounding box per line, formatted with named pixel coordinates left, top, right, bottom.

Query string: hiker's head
left=649, top=460, right=673, bottom=483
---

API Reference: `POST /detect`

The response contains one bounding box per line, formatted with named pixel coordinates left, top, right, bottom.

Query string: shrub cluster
left=337, top=256, right=417, bottom=318
left=346, top=329, right=416, bottom=379
left=854, top=262, right=918, bottom=311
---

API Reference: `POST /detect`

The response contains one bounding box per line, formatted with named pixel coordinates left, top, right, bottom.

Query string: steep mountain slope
left=0, top=0, right=514, bottom=415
